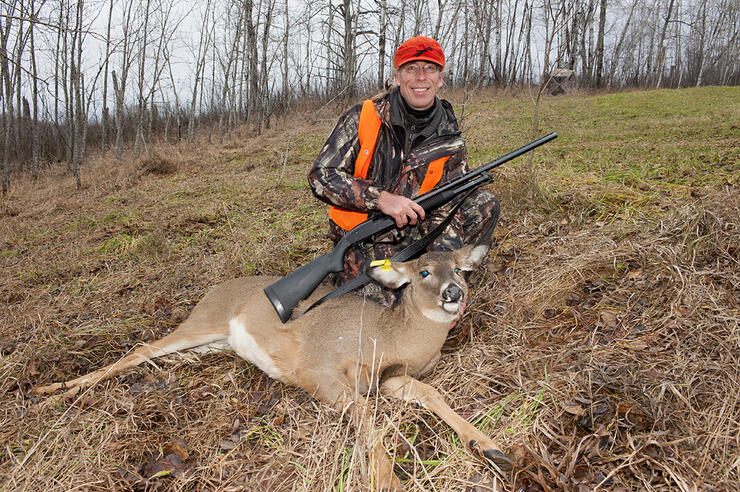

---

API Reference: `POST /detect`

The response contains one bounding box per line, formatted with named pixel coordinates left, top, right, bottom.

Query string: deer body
left=33, top=244, right=512, bottom=490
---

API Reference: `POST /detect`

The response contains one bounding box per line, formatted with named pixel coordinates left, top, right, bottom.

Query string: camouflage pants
left=333, top=189, right=500, bottom=307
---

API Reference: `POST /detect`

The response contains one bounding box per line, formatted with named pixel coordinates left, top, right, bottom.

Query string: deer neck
left=385, top=289, right=458, bottom=338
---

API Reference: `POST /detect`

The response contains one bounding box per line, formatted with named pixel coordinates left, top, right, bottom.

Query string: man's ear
left=367, top=261, right=411, bottom=289
left=457, top=242, right=491, bottom=271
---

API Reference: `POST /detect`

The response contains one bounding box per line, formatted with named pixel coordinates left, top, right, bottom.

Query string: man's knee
left=461, top=190, right=500, bottom=243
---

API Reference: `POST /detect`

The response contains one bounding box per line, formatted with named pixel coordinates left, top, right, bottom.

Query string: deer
left=32, top=242, right=513, bottom=490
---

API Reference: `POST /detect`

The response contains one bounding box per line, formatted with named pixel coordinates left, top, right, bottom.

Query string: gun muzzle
left=264, top=252, right=341, bottom=322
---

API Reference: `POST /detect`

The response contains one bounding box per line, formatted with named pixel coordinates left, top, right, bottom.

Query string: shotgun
left=264, top=132, right=558, bottom=322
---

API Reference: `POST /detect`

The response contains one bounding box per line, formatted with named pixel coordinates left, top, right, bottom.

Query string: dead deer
left=33, top=242, right=513, bottom=490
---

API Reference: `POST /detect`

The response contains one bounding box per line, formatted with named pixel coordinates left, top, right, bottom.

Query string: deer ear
left=458, top=242, right=491, bottom=271
left=367, top=261, right=411, bottom=289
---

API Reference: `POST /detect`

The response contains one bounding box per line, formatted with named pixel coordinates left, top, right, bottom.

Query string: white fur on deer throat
left=228, top=318, right=282, bottom=379
left=422, top=302, right=461, bottom=323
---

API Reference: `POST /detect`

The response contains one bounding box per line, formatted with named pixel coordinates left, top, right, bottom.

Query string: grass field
left=1, top=86, right=738, bottom=491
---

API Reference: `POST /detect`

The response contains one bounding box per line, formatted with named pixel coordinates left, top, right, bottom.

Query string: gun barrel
left=415, top=132, right=558, bottom=201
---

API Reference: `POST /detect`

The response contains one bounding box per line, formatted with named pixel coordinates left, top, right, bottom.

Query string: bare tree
left=133, top=0, right=151, bottom=156
left=0, top=8, right=15, bottom=194
left=608, top=0, right=637, bottom=86
left=217, top=2, right=243, bottom=143
left=187, top=0, right=212, bottom=142
left=656, top=0, right=675, bottom=87
left=144, top=0, right=182, bottom=149
left=70, top=0, right=84, bottom=188
left=101, top=0, right=114, bottom=154
left=163, top=45, right=180, bottom=141
left=13, top=3, right=26, bottom=173
left=594, top=0, right=607, bottom=87
left=377, top=0, right=387, bottom=88
left=282, top=0, right=290, bottom=99
left=29, top=0, right=46, bottom=179
left=112, top=0, right=137, bottom=159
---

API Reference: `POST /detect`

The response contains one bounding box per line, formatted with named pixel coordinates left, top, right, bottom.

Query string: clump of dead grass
left=0, top=200, right=20, bottom=218
left=137, top=153, right=179, bottom=176
left=456, top=185, right=740, bottom=490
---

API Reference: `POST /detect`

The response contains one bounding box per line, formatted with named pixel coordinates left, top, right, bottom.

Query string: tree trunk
left=218, top=5, right=243, bottom=144
left=29, top=0, right=41, bottom=179
left=378, top=0, right=387, bottom=88
left=101, top=0, right=113, bottom=154
left=608, top=0, right=636, bottom=86
left=656, top=0, right=675, bottom=87
left=695, top=0, right=707, bottom=86
left=494, top=0, right=502, bottom=84
left=341, top=0, right=357, bottom=97
left=282, top=0, right=289, bottom=100
left=165, top=46, right=181, bottom=141
left=0, top=15, right=14, bottom=193
left=112, top=70, right=125, bottom=159
left=14, top=13, right=24, bottom=173
left=594, top=0, right=607, bottom=87
left=134, top=0, right=151, bottom=156
left=70, top=0, right=84, bottom=189
left=188, top=0, right=213, bottom=142
left=54, top=1, right=63, bottom=162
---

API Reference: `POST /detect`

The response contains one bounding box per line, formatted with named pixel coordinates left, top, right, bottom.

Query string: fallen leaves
left=117, top=437, right=197, bottom=489
left=562, top=401, right=586, bottom=417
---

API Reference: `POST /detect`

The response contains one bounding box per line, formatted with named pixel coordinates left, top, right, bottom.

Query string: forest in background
left=0, top=0, right=737, bottom=192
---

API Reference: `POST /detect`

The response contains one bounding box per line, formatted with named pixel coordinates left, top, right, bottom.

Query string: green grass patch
left=466, top=87, right=738, bottom=224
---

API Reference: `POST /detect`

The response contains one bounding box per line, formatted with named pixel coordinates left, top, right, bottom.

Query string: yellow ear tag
left=370, top=259, right=393, bottom=272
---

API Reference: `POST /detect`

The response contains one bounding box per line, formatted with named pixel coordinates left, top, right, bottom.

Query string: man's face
left=394, top=62, right=444, bottom=111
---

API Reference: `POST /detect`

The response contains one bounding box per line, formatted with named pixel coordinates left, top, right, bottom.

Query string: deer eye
left=420, top=270, right=430, bottom=278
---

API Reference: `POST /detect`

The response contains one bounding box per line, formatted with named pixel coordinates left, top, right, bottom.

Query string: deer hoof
left=378, top=480, right=402, bottom=492
left=469, top=440, right=514, bottom=471
left=377, top=475, right=403, bottom=492
left=31, top=383, right=61, bottom=395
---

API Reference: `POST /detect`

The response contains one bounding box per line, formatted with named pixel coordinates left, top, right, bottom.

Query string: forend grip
left=263, top=253, right=341, bottom=323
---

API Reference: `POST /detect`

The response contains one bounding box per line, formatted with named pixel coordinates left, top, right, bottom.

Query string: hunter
left=308, top=36, right=500, bottom=306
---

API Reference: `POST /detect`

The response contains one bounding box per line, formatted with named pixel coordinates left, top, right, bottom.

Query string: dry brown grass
left=1, top=87, right=738, bottom=491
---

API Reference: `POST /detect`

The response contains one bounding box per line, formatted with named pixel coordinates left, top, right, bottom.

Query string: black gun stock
left=264, top=132, right=558, bottom=322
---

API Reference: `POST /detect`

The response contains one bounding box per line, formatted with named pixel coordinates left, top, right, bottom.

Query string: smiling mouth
left=412, top=88, right=429, bottom=94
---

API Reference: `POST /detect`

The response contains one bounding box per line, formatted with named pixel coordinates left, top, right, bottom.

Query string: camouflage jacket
left=308, top=88, right=469, bottom=249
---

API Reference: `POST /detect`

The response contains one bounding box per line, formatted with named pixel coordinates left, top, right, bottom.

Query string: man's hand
left=378, top=191, right=426, bottom=228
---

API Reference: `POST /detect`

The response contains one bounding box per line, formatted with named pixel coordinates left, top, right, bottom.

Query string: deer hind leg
left=381, top=375, right=514, bottom=471
left=32, top=321, right=230, bottom=396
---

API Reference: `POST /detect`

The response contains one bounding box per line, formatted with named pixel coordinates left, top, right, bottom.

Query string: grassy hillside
left=1, top=86, right=738, bottom=491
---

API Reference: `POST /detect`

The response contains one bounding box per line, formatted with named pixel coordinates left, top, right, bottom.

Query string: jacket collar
left=389, top=88, right=443, bottom=139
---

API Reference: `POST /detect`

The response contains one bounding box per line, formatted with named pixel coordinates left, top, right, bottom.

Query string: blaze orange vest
left=329, top=99, right=451, bottom=231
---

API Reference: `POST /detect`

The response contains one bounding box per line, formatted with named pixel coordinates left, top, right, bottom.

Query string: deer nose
left=443, top=284, right=463, bottom=302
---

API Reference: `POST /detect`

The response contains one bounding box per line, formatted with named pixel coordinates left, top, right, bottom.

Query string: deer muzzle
left=442, top=283, right=464, bottom=314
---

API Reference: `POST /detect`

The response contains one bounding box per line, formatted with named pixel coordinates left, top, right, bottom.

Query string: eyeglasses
left=401, top=64, right=441, bottom=75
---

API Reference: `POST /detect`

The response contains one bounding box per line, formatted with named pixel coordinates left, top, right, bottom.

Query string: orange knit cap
left=393, top=36, right=445, bottom=69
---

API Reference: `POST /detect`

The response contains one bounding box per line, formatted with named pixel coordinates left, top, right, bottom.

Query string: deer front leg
left=380, top=375, right=513, bottom=471
left=328, top=392, right=402, bottom=492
